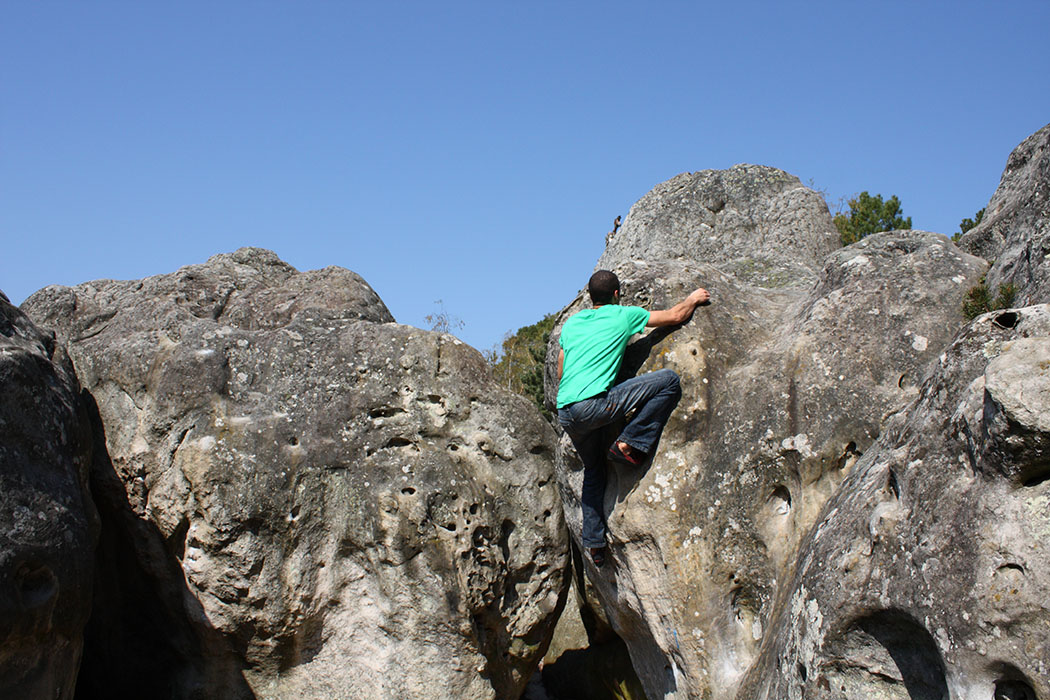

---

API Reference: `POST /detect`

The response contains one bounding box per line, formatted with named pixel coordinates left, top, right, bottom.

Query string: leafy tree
left=955, top=208, right=985, bottom=241
left=833, top=191, right=912, bottom=245
left=491, top=313, right=557, bottom=418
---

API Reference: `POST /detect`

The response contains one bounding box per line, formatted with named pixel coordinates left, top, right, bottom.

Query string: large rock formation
left=598, top=164, right=841, bottom=288
left=739, top=304, right=1050, bottom=700
left=23, top=248, right=568, bottom=700
left=545, top=163, right=1018, bottom=699
left=0, top=294, right=97, bottom=699
left=960, top=123, right=1050, bottom=305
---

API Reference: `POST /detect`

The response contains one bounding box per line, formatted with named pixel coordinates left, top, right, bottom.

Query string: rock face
left=0, top=294, right=97, bottom=699
left=598, top=164, right=842, bottom=289
left=23, top=248, right=568, bottom=700
left=545, top=164, right=1007, bottom=699
left=960, top=122, right=1050, bottom=304
left=739, top=305, right=1050, bottom=700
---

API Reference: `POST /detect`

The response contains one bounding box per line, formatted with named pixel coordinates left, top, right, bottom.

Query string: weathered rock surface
left=0, top=294, right=97, bottom=699
left=740, top=306, right=1050, bottom=700
left=23, top=248, right=568, bottom=700
left=960, top=122, right=1050, bottom=304
left=546, top=165, right=996, bottom=699
left=598, top=164, right=841, bottom=289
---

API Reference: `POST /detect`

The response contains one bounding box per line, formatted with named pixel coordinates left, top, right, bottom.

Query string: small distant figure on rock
left=555, top=270, right=710, bottom=568
left=604, top=215, right=621, bottom=246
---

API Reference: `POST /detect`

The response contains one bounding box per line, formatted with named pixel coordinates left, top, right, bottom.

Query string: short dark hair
left=588, top=270, right=620, bottom=305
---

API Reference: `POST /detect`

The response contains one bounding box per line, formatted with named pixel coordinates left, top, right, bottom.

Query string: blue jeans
left=558, top=369, right=682, bottom=548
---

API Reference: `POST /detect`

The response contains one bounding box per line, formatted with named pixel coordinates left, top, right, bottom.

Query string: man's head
left=588, top=270, right=620, bottom=305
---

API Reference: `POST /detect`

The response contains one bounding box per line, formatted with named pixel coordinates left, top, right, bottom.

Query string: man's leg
left=606, top=369, right=682, bottom=457
left=559, top=402, right=618, bottom=552
left=575, top=430, right=610, bottom=549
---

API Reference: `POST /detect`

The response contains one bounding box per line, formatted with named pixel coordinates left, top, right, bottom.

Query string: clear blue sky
left=3, top=2, right=1048, bottom=353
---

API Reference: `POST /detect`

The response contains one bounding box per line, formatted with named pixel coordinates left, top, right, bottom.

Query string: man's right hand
left=646, top=287, right=711, bottom=328
left=688, top=288, right=711, bottom=306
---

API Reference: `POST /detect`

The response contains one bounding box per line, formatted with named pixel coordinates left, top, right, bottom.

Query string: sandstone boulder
left=546, top=166, right=989, bottom=699
left=739, top=305, right=1050, bottom=700
left=598, top=164, right=841, bottom=288
left=960, top=122, right=1050, bottom=304
left=23, top=248, right=568, bottom=700
left=0, top=293, right=97, bottom=699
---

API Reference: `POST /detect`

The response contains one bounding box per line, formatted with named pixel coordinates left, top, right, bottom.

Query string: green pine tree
left=954, top=208, right=985, bottom=241
left=833, top=191, right=912, bottom=245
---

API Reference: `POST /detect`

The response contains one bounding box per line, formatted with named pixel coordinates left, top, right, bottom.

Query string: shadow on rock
left=541, top=637, right=646, bottom=700
left=74, top=391, right=255, bottom=700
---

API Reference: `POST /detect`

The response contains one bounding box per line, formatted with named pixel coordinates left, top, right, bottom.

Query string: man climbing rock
left=556, top=270, right=709, bottom=567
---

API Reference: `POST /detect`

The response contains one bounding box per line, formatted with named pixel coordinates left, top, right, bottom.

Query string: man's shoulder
left=562, top=305, right=647, bottom=335
left=610, top=304, right=650, bottom=324
left=560, top=309, right=590, bottom=339
left=569, top=304, right=642, bottom=317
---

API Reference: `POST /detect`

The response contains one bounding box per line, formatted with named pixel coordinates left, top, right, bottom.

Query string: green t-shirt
left=557, top=304, right=651, bottom=408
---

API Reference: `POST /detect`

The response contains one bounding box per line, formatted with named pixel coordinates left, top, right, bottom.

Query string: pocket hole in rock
left=993, top=311, right=1019, bottom=330
left=769, top=485, right=791, bottom=515
left=887, top=469, right=900, bottom=500
left=1021, top=466, right=1050, bottom=488
left=993, top=563, right=1026, bottom=596
left=836, top=441, right=861, bottom=471
left=828, top=610, right=949, bottom=699
left=401, top=487, right=416, bottom=496
left=994, top=678, right=1036, bottom=700
left=16, top=562, right=58, bottom=609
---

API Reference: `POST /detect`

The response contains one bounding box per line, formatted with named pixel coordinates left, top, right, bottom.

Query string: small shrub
left=995, top=282, right=1017, bottom=310
left=425, top=299, right=464, bottom=334
left=963, top=278, right=1018, bottom=320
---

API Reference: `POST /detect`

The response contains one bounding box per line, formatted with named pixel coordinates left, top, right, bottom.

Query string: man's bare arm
left=557, top=348, right=564, bottom=384
left=646, top=287, right=710, bottom=328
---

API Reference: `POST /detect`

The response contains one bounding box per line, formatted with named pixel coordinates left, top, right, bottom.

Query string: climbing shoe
left=588, top=546, right=607, bottom=567
left=608, top=442, right=646, bottom=466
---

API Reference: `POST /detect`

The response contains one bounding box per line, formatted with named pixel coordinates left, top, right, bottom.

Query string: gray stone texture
left=0, top=293, right=97, bottom=700
left=739, top=305, right=1050, bottom=700
left=23, top=248, right=568, bottom=700
left=598, top=164, right=842, bottom=289
left=546, top=163, right=1020, bottom=699
left=960, top=122, right=1050, bottom=305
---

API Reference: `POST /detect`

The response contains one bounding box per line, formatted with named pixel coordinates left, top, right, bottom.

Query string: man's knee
left=657, top=368, right=682, bottom=396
